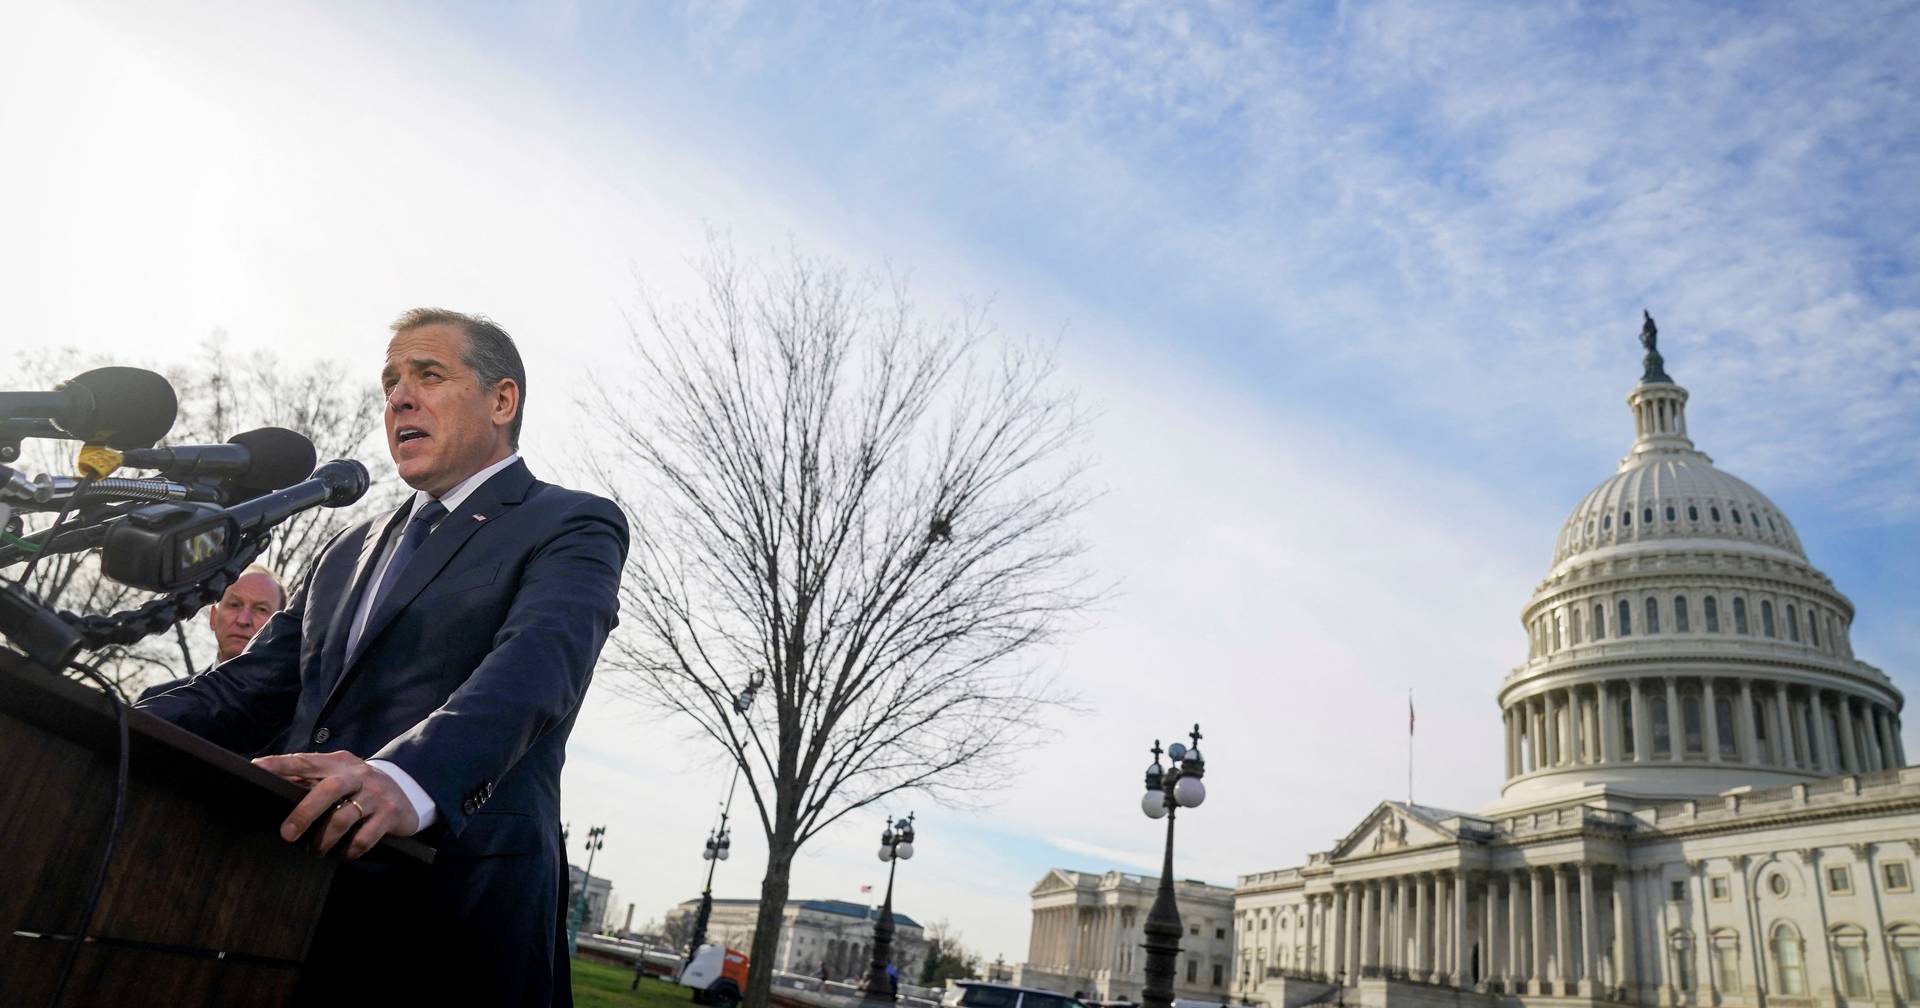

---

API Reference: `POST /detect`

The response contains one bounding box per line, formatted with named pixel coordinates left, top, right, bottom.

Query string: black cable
left=48, top=657, right=129, bottom=1008
left=13, top=475, right=96, bottom=587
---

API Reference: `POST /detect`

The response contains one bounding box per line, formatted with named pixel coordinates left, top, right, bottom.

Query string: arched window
left=1733, top=597, right=1750, bottom=634
left=1552, top=611, right=1564, bottom=651
left=1786, top=604, right=1800, bottom=642
left=1682, top=695, right=1703, bottom=756
left=1646, top=597, right=1661, bottom=634
left=1593, top=604, right=1606, bottom=641
left=1733, top=509, right=1743, bottom=525
left=1622, top=509, right=1632, bottom=528
left=1603, top=514, right=1612, bottom=530
left=1750, top=511, right=1760, bottom=527
left=1889, top=924, right=1920, bottom=1001
left=1644, top=507, right=1654, bottom=525
left=1711, top=930, right=1742, bottom=994
left=1711, top=506, right=1723, bottom=522
left=1670, top=931, right=1696, bottom=993
left=1808, top=610, right=1820, bottom=647
left=1832, top=925, right=1872, bottom=998
left=1761, top=600, right=1776, bottom=638
left=1621, top=697, right=1636, bottom=758
left=1618, top=600, right=1632, bottom=636
left=1666, top=505, right=1677, bottom=522
left=1571, top=607, right=1584, bottom=645
left=1704, top=596, right=1720, bottom=633
left=1675, top=596, right=1691, bottom=633
left=1772, top=923, right=1807, bottom=995
left=1689, top=505, right=1700, bottom=521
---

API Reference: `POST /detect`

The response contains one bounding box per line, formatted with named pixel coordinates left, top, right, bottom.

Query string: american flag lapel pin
left=473, top=514, right=488, bottom=523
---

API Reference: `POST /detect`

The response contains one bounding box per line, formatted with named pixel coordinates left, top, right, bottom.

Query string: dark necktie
left=365, top=498, right=447, bottom=620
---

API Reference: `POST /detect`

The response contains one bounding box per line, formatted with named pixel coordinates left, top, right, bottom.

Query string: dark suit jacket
left=138, top=460, right=626, bottom=1006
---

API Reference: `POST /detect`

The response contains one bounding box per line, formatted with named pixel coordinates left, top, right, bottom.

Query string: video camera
left=0, top=367, right=371, bottom=671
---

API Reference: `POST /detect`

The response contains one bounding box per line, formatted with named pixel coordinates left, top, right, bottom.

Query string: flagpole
left=1407, top=689, right=1414, bottom=805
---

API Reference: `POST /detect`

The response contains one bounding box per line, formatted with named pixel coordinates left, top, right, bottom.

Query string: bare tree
left=586, top=244, right=1093, bottom=1007
left=5, top=336, right=401, bottom=695
left=918, top=919, right=980, bottom=985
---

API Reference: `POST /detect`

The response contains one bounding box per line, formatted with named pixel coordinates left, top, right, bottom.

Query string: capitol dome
left=1495, top=327, right=1905, bottom=805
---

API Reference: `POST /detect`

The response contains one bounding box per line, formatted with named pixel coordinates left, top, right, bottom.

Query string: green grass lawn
left=571, top=957, right=700, bottom=1008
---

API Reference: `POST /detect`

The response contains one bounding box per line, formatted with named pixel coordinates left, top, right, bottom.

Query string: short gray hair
left=389, top=307, right=528, bottom=448
left=236, top=563, right=286, bottom=609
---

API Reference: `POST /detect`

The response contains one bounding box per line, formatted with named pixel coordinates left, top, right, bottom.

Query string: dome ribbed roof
left=1554, top=454, right=1805, bottom=567
left=1550, top=375, right=1805, bottom=569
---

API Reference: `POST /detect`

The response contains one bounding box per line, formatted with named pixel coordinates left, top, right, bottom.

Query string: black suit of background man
left=140, top=311, right=626, bottom=1006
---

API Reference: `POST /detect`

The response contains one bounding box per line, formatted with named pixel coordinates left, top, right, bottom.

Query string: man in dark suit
left=138, top=309, right=627, bottom=1006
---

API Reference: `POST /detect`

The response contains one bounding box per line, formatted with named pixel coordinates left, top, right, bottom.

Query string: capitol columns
left=1610, top=865, right=1635, bottom=1001
left=1507, top=870, right=1524, bottom=993
left=1409, top=874, right=1426, bottom=981
left=1598, top=684, right=1621, bottom=763
left=1702, top=678, right=1722, bottom=763
left=1578, top=863, right=1598, bottom=996
left=1452, top=869, right=1469, bottom=987
left=1631, top=679, right=1652, bottom=763
left=1808, top=689, right=1830, bottom=772
left=1357, top=880, right=1373, bottom=977
left=1738, top=678, right=1759, bottom=765
left=1528, top=867, right=1545, bottom=991
left=1567, top=689, right=1586, bottom=766
left=1396, top=876, right=1412, bottom=977
left=1773, top=685, right=1795, bottom=768
left=1548, top=865, right=1569, bottom=993
left=1343, top=884, right=1359, bottom=981
left=1665, top=679, right=1684, bottom=762
left=1479, top=872, right=1497, bottom=992
left=1873, top=707, right=1898, bottom=769
left=1838, top=697, right=1862, bottom=771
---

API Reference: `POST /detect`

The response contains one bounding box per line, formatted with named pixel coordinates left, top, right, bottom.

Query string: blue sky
left=3, top=0, right=1916, bottom=965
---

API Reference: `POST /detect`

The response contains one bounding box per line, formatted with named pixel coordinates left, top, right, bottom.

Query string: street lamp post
left=684, top=809, right=733, bottom=962
left=642, top=670, right=765, bottom=991
left=568, top=824, right=608, bottom=955
left=861, top=813, right=917, bottom=1005
left=1138, top=725, right=1208, bottom=1008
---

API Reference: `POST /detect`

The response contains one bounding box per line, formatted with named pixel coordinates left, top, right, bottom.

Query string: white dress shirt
left=362, top=453, right=521, bottom=832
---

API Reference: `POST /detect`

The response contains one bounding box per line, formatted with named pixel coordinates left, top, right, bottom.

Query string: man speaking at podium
left=139, top=309, right=628, bottom=1006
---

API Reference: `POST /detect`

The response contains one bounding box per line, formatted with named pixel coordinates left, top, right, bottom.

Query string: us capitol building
left=1233, top=323, right=1915, bottom=1008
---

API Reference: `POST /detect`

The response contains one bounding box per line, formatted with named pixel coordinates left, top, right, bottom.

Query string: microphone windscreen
left=64, top=367, right=178, bottom=448
left=228, top=427, right=318, bottom=491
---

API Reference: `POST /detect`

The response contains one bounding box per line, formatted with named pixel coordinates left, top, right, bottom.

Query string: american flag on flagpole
left=1409, top=692, right=1415, bottom=736
left=860, top=884, right=873, bottom=894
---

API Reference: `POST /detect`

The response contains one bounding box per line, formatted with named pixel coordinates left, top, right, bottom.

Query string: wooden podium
left=0, top=649, right=433, bottom=1006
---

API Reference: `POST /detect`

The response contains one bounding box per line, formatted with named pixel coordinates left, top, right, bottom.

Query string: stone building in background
left=664, top=897, right=926, bottom=980
left=1232, top=333, right=1915, bottom=1008
left=567, top=864, right=614, bottom=933
left=1013, top=868, right=1236, bottom=1003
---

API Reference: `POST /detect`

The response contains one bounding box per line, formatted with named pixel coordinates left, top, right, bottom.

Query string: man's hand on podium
left=252, top=751, right=423, bottom=859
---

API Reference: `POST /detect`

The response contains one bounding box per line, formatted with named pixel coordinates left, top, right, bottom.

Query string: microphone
left=98, top=460, right=370, bottom=593
left=120, top=427, right=318, bottom=499
left=0, top=367, right=178, bottom=449
left=227, top=458, right=370, bottom=534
